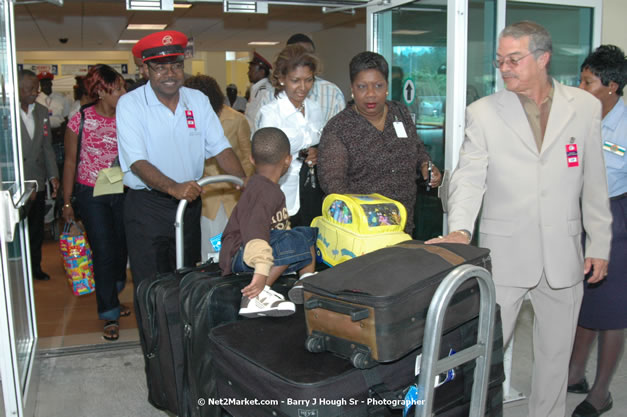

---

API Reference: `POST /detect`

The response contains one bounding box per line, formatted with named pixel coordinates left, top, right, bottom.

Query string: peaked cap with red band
left=132, top=30, right=188, bottom=62
left=249, top=52, right=272, bottom=70
left=37, top=71, right=54, bottom=80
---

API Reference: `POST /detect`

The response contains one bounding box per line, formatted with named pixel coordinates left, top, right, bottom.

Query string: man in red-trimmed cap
left=36, top=70, right=71, bottom=142
left=117, top=30, right=247, bottom=302
left=244, top=51, right=273, bottom=129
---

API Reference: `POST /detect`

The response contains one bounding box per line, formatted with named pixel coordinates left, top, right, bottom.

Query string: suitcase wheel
left=351, top=351, right=371, bottom=369
left=305, top=334, right=325, bottom=353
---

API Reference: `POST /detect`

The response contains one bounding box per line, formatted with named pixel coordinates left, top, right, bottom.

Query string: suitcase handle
left=305, top=297, right=370, bottom=321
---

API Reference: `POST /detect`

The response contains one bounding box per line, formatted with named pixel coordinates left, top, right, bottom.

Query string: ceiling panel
left=13, top=0, right=366, bottom=52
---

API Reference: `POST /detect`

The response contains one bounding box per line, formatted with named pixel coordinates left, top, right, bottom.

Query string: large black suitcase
left=179, top=271, right=297, bottom=417
left=135, top=262, right=223, bottom=416
left=208, top=307, right=505, bottom=417
left=302, top=241, right=491, bottom=367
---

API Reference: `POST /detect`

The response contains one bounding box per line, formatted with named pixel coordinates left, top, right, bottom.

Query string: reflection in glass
left=375, top=1, right=446, bottom=240
left=506, top=2, right=593, bottom=87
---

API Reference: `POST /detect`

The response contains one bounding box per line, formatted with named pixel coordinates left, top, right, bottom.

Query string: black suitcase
left=302, top=241, right=491, bottom=367
left=179, top=271, right=297, bottom=417
left=208, top=307, right=505, bottom=417
left=135, top=262, right=223, bottom=416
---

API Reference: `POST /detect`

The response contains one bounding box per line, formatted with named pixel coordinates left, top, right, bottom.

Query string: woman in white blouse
left=254, top=44, right=324, bottom=226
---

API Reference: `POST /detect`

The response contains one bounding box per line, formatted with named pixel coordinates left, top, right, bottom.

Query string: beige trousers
left=496, top=272, right=583, bottom=417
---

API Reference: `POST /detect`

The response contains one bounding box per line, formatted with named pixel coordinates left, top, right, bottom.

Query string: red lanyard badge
left=566, top=144, right=579, bottom=167
left=185, top=110, right=196, bottom=129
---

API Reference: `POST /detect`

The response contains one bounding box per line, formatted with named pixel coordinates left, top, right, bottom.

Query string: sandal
left=119, top=304, right=131, bottom=317
left=103, top=320, right=119, bottom=341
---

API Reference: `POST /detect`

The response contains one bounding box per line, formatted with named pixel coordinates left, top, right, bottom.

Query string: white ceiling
left=13, top=0, right=367, bottom=52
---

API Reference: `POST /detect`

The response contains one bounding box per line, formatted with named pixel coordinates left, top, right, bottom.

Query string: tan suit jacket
left=201, top=106, right=254, bottom=220
left=21, top=102, right=59, bottom=190
left=448, top=81, right=612, bottom=289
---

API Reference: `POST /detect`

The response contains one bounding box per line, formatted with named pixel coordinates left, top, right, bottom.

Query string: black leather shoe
left=568, top=378, right=590, bottom=394
left=572, top=394, right=613, bottom=417
left=33, top=270, right=50, bottom=281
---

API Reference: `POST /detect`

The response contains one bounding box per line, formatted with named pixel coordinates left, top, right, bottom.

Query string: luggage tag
left=566, top=143, right=579, bottom=167
left=603, top=140, right=625, bottom=157
left=185, top=110, right=196, bottom=129
left=43, top=118, right=49, bottom=137
left=403, top=349, right=458, bottom=416
left=393, top=116, right=408, bottom=138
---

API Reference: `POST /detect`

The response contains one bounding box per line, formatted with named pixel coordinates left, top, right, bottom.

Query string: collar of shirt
left=143, top=81, right=191, bottom=112
left=603, top=97, right=625, bottom=132
left=277, top=91, right=309, bottom=121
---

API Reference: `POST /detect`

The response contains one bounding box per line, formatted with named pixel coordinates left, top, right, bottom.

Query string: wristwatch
left=455, top=229, right=471, bottom=240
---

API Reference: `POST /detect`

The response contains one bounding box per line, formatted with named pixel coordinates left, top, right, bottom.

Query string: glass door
left=1, top=1, right=40, bottom=416
left=505, top=0, right=600, bottom=86
left=368, top=0, right=472, bottom=239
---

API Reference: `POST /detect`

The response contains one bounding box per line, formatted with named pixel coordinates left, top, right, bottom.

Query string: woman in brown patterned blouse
left=318, top=52, right=441, bottom=234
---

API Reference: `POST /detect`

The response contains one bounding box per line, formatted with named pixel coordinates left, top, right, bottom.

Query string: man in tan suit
left=19, top=69, right=60, bottom=281
left=428, top=22, right=612, bottom=417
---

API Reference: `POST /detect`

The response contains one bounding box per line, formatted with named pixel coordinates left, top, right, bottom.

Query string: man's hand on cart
left=425, top=229, right=471, bottom=245
left=169, top=181, right=202, bottom=202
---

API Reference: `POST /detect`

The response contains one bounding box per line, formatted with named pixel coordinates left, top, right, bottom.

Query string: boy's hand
left=242, top=273, right=267, bottom=299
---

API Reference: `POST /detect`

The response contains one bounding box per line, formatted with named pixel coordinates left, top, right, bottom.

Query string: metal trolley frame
left=416, top=264, right=497, bottom=417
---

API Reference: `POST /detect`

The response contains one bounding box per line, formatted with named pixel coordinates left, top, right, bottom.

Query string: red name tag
left=566, top=144, right=578, bottom=167
left=185, top=110, right=196, bottom=129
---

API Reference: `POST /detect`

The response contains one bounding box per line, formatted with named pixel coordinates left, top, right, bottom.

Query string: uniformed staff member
left=117, top=30, right=247, bottom=293
left=36, top=71, right=71, bottom=143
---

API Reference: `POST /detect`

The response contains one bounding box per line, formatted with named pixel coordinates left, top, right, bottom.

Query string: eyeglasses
left=492, top=50, right=542, bottom=68
left=147, top=62, right=185, bottom=76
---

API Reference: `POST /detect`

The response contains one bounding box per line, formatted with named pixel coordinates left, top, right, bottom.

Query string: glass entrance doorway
left=1, top=1, right=40, bottom=415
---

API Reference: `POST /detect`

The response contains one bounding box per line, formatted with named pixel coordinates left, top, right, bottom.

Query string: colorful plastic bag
left=59, top=221, right=96, bottom=296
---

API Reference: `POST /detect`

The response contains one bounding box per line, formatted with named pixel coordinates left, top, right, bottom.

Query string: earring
left=609, top=91, right=612, bottom=95
left=280, top=82, right=284, bottom=86
left=351, top=93, right=354, bottom=99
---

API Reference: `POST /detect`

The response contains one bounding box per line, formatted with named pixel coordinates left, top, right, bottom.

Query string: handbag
left=59, top=220, right=96, bottom=296
left=93, top=157, right=124, bottom=196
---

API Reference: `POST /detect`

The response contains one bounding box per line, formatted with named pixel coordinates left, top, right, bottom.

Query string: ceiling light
left=174, top=3, right=192, bottom=7
left=392, top=30, right=429, bottom=36
left=119, top=40, right=140, bottom=44
left=127, top=24, right=168, bottom=30
left=248, top=41, right=280, bottom=46
left=127, top=0, right=173, bottom=11
left=224, top=1, right=268, bottom=14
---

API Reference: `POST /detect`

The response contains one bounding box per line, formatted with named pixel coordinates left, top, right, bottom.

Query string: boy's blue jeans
left=231, top=227, right=317, bottom=275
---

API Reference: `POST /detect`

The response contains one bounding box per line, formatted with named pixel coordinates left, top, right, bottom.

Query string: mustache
left=501, top=72, right=517, bottom=78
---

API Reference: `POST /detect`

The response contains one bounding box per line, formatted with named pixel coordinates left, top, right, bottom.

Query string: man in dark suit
left=18, top=69, right=60, bottom=281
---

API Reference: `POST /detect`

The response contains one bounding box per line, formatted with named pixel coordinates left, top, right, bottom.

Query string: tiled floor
left=36, top=239, right=137, bottom=348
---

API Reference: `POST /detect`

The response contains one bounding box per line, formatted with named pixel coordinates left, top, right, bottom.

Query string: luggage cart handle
left=175, top=175, right=244, bottom=270
left=305, top=297, right=370, bottom=321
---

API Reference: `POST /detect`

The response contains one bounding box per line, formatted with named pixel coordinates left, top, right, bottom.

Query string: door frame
left=1, top=0, right=40, bottom=415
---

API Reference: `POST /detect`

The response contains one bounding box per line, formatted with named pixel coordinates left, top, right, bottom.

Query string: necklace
left=355, top=103, right=387, bottom=131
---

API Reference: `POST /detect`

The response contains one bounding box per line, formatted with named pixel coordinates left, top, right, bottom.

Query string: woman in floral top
left=62, top=64, right=128, bottom=341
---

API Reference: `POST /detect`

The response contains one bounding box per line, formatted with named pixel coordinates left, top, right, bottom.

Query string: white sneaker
left=288, top=272, right=317, bottom=304
left=239, top=286, right=296, bottom=318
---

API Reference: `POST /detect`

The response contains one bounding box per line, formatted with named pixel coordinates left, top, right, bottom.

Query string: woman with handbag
left=253, top=44, right=325, bottom=227
left=62, top=64, right=129, bottom=341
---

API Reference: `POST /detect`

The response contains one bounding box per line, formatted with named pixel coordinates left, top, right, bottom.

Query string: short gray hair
left=500, top=21, right=552, bottom=56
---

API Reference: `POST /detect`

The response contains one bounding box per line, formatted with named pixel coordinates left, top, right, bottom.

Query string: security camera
left=59, top=38, right=68, bottom=44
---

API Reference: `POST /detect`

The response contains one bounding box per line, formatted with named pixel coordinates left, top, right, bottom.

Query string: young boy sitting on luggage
left=219, top=127, right=317, bottom=318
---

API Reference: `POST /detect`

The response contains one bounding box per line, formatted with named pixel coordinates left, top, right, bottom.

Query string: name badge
left=566, top=144, right=579, bottom=167
left=185, top=110, right=196, bottom=129
left=393, top=121, right=408, bottom=138
left=603, top=140, right=625, bottom=157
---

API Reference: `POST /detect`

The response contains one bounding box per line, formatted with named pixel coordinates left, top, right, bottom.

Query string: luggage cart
left=174, top=175, right=244, bottom=269
left=415, top=264, right=497, bottom=417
